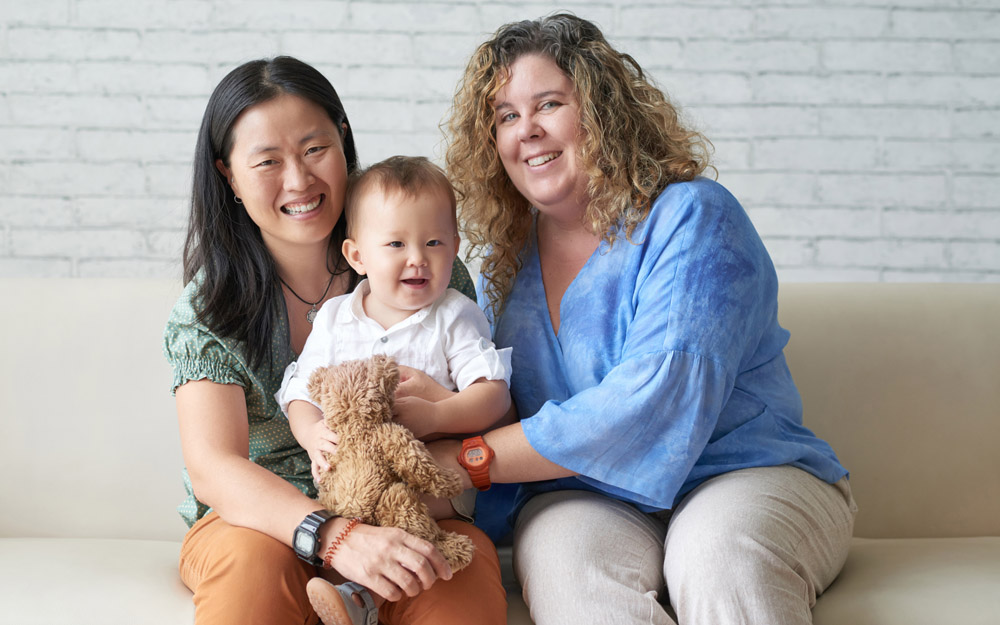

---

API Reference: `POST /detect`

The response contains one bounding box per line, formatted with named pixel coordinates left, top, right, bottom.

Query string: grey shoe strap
left=339, top=582, right=377, bottom=625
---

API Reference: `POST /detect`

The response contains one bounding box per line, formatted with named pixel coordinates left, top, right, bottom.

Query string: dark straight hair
left=183, top=56, right=360, bottom=369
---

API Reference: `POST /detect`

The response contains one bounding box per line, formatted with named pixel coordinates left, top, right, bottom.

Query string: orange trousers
left=179, top=512, right=507, bottom=625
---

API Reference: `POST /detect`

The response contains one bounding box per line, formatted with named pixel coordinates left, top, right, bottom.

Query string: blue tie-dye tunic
left=483, top=177, right=847, bottom=533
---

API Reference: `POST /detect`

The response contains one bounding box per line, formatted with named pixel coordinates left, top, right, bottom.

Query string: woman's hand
left=396, top=365, right=454, bottom=403
left=325, top=522, right=453, bottom=601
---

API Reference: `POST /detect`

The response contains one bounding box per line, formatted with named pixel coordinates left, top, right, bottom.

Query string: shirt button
left=380, top=336, right=388, bottom=343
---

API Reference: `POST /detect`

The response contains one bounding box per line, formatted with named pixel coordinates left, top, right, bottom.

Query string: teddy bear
left=307, top=354, right=476, bottom=571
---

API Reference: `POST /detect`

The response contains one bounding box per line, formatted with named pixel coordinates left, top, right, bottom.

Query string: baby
left=277, top=155, right=512, bottom=484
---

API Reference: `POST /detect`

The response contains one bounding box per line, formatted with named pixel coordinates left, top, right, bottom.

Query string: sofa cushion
left=813, top=537, right=1000, bottom=625
left=0, top=538, right=193, bottom=624
left=779, top=283, right=1000, bottom=539
left=0, top=278, right=187, bottom=542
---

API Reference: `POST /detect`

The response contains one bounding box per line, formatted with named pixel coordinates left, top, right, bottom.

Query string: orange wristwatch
left=458, top=436, right=495, bottom=491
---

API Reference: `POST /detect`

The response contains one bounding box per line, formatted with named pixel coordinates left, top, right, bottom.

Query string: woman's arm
left=427, top=421, right=576, bottom=490
left=176, top=379, right=453, bottom=599
left=177, top=379, right=318, bottom=534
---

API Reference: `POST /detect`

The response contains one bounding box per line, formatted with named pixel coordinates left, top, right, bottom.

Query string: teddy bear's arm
left=376, top=423, right=464, bottom=499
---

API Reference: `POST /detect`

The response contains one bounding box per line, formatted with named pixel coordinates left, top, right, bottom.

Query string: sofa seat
left=813, top=537, right=1000, bottom=625
left=0, top=538, right=193, bottom=624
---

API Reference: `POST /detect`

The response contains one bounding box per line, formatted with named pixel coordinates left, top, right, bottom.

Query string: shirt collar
left=336, top=279, right=433, bottom=331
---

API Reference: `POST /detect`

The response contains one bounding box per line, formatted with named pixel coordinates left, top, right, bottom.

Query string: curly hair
left=445, top=13, right=713, bottom=316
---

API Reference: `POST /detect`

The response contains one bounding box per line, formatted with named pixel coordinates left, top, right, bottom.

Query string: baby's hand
left=393, top=396, right=438, bottom=440
left=305, top=419, right=340, bottom=481
left=396, top=365, right=453, bottom=403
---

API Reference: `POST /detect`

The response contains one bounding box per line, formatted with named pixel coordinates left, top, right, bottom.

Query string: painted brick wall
left=1, top=0, right=997, bottom=281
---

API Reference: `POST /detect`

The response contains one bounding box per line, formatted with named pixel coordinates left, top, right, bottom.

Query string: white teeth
left=527, top=153, right=559, bottom=167
left=283, top=197, right=321, bottom=215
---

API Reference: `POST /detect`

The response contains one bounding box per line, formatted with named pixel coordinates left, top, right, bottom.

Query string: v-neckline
left=531, top=217, right=601, bottom=338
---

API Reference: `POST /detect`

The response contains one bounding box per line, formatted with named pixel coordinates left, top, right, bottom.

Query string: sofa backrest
left=0, top=278, right=186, bottom=541
left=778, top=283, right=1000, bottom=539
left=2, top=279, right=997, bottom=542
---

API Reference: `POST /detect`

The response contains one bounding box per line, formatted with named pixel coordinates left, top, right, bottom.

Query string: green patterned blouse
left=163, top=258, right=477, bottom=527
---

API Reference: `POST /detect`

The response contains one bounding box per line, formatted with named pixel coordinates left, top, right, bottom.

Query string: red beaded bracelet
left=322, top=517, right=360, bottom=569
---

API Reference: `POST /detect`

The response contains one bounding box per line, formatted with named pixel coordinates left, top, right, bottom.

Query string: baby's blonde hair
left=345, top=155, right=458, bottom=239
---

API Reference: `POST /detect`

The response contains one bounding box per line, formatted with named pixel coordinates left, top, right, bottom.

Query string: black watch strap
left=294, top=509, right=336, bottom=566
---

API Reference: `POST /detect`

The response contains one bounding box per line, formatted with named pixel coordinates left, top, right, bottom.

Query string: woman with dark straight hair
left=164, top=56, right=506, bottom=625
left=183, top=56, right=360, bottom=370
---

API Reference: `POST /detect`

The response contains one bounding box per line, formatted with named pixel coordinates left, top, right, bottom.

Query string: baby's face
left=346, top=187, right=459, bottom=327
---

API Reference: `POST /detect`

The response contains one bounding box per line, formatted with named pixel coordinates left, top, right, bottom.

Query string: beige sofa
left=1, top=278, right=998, bottom=624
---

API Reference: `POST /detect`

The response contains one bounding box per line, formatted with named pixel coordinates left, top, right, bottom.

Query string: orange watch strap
left=460, top=436, right=494, bottom=491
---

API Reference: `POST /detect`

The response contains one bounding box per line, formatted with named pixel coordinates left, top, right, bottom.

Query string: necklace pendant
left=306, top=307, right=317, bottom=324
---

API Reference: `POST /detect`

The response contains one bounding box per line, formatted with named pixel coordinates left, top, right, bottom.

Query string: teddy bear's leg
left=375, top=482, right=441, bottom=543
left=375, top=484, right=477, bottom=573
left=381, top=433, right=464, bottom=499
left=419, top=464, right=466, bottom=500
left=315, top=472, right=341, bottom=518
left=436, top=530, right=477, bottom=572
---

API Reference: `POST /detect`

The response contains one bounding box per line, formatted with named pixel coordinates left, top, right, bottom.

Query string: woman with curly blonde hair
left=429, top=14, right=856, bottom=625
left=448, top=13, right=712, bottom=317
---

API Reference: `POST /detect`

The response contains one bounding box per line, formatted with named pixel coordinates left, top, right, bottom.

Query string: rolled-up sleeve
left=441, top=293, right=513, bottom=390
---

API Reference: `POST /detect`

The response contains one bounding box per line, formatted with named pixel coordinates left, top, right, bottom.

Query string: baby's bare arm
left=434, top=378, right=511, bottom=433
left=396, top=378, right=510, bottom=439
left=287, top=400, right=338, bottom=479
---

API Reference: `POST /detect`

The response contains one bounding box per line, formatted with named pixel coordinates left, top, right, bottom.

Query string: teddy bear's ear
left=369, top=354, right=399, bottom=398
left=308, top=364, right=348, bottom=410
left=307, top=366, right=331, bottom=402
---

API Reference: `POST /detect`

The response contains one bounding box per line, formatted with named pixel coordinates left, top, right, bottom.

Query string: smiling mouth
left=527, top=152, right=561, bottom=167
left=402, top=278, right=428, bottom=287
left=282, top=194, right=323, bottom=215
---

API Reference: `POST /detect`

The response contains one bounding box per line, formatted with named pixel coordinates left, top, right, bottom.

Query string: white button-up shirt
left=276, top=280, right=512, bottom=414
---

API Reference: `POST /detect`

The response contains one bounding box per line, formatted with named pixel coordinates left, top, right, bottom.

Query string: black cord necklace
left=279, top=272, right=335, bottom=324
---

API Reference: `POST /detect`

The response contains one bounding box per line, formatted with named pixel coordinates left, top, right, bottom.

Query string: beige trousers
left=513, top=465, right=857, bottom=625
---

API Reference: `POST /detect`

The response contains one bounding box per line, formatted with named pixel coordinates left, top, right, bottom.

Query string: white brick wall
left=1, top=0, right=997, bottom=281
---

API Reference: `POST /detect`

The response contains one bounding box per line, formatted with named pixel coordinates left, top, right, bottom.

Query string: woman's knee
left=513, top=491, right=669, bottom=620
left=181, top=515, right=315, bottom=624
left=514, top=491, right=639, bottom=580
left=663, top=467, right=854, bottom=624
left=665, top=469, right=801, bottom=581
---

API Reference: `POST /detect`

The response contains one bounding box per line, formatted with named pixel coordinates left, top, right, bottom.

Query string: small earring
left=229, top=177, right=242, bottom=204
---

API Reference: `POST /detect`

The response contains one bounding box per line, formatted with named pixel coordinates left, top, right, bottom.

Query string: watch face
left=464, top=447, right=486, bottom=467
left=294, top=528, right=317, bottom=555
